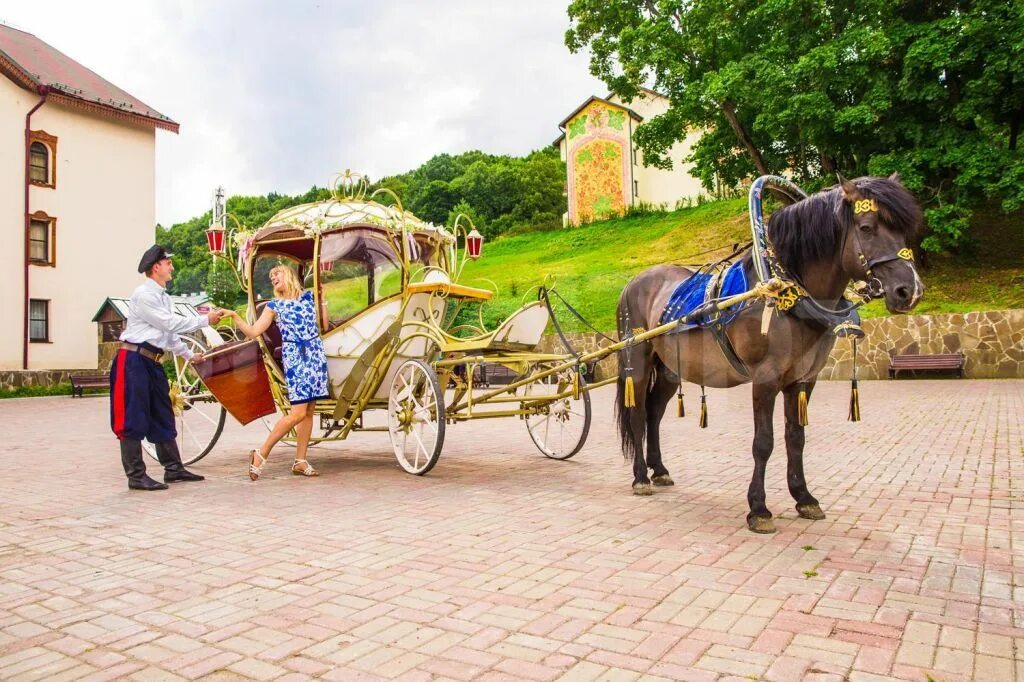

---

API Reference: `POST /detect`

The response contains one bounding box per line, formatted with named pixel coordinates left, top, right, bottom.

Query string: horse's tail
left=615, top=290, right=642, bottom=463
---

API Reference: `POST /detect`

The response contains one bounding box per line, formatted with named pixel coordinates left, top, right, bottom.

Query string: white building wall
left=608, top=92, right=707, bottom=209
left=0, top=76, right=34, bottom=369
left=1, top=78, right=156, bottom=370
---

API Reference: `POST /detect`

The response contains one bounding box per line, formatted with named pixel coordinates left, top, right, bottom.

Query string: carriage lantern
left=206, top=185, right=227, bottom=255
left=205, top=226, right=226, bottom=255
left=466, top=227, right=484, bottom=260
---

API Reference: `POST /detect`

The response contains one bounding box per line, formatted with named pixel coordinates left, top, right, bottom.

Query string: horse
left=614, top=174, right=924, bottom=533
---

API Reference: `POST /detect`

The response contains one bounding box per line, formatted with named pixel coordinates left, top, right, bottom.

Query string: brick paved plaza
left=0, top=380, right=1021, bottom=681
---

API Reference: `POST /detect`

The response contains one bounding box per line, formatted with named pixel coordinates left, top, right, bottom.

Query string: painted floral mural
left=574, top=139, right=625, bottom=222
left=566, top=100, right=632, bottom=224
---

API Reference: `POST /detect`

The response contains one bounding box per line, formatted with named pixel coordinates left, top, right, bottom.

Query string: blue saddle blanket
left=660, top=260, right=749, bottom=327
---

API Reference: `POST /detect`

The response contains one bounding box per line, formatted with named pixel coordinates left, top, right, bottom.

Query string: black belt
left=121, top=342, right=164, bottom=362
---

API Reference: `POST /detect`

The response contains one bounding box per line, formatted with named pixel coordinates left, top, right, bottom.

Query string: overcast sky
left=3, top=0, right=605, bottom=226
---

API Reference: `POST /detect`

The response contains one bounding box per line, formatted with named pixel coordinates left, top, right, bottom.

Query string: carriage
left=149, top=172, right=611, bottom=473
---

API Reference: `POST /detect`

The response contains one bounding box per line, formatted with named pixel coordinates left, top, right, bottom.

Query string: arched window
left=29, top=131, right=57, bottom=187
left=30, top=141, right=49, bottom=184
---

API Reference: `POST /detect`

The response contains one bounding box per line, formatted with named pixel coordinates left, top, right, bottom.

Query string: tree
left=565, top=0, right=1024, bottom=252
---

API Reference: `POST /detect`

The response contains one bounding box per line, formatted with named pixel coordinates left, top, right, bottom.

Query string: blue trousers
left=110, top=346, right=176, bottom=442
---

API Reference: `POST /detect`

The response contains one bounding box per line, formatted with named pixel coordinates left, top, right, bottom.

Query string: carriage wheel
left=143, top=335, right=226, bottom=465
left=387, top=359, right=446, bottom=475
left=521, top=371, right=591, bottom=460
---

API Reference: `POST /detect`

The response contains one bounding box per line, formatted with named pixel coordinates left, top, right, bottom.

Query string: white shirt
left=120, top=278, right=209, bottom=360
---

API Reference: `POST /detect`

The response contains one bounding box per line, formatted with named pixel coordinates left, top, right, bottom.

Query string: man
left=111, top=245, right=225, bottom=490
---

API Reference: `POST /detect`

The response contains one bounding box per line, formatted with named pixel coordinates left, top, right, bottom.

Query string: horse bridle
left=842, top=198, right=916, bottom=300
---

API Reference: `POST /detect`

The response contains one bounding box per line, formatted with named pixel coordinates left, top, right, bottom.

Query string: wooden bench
left=888, top=352, right=965, bottom=379
left=70, top=372, right=110, bottom=397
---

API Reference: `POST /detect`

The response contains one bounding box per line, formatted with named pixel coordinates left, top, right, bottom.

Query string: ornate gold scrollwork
left=775, top=286, right=800, bottom=312
left=853, top=199, right=878, bottom=214
left=897, top=248, right=914, bottom=261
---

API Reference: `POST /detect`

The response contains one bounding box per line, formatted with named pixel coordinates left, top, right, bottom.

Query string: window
left=28, top=213, right=55, bottom=265
left=29, top=300, right=49, bottom=342
left=28, top=131, right=57, bottom=188
left=30, top=142, right=48, bottom=184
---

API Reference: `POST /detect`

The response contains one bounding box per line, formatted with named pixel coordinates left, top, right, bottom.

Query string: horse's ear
left=837, top=174, right=860, bottom=202
left=888, top=171, right=902, bottom=184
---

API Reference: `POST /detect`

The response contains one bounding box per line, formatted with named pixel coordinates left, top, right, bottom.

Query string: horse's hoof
left=797, top=503, right=826, bottom=520
left=632, top=483, right=654, bottom=496
left=748, top=516, right=776, bottom=534
left=651, top=474, right=674, bottom=487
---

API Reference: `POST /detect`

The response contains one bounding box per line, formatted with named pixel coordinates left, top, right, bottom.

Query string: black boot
left=120, top=439, right=167, bottom=490
left=156, top=440, right=205, bottom=483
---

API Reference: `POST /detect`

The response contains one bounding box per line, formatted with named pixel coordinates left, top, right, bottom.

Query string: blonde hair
left=270, top=264, right=304, bottom=300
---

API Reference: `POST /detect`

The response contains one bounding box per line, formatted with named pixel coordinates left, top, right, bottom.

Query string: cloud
left=2, top=0, right=605, bottom=225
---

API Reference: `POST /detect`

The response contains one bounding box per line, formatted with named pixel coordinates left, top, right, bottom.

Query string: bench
left=888, top=352, right=965, bottom=379
left=70, top=372, right=110, bottom=397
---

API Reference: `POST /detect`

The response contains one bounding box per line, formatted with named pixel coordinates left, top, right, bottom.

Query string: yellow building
left=554, top=89, right=705, bottom=226
left=0, top=24, right=178, bottom=370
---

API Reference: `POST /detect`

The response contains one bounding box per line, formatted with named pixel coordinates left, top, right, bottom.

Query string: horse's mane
left=766, top=177, right=923, bottom=272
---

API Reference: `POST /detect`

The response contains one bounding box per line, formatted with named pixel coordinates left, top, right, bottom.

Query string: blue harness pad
left=660, top=260, right=749, bottom=327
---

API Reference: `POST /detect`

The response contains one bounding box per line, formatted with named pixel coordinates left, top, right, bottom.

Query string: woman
left=227, top=265, right=329, bottom=479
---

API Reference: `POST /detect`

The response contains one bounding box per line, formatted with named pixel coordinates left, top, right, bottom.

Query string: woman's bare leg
left=293, top=410, right=314, bottom=462
left=259, top=402, right=309, bottom=460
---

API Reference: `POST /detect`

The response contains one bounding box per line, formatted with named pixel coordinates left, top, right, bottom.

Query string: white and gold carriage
left=159, top=173, right=597, bottom=474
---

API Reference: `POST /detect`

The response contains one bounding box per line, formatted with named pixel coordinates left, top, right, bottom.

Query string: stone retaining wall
left=0, top=370, right=77, bottom=391
left=539, top=309, right=1024, bottom=381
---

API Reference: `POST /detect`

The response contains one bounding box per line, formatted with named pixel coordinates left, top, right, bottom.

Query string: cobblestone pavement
left=0, top=380, right=1021, bottom=681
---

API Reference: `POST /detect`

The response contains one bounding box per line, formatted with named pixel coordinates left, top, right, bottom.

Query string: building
left=0, top=23, right=179, bottom=371
left=554, top=88, right=706, bottom=226
left=91, top=297, right=204, bottom=369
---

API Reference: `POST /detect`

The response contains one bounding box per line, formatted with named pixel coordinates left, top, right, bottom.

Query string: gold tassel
left=677, top=391, right=685, bottom=418
left=699, top=391, right=708, bottom=428
left=572, top=367, right=580, bottom=400
left=624, top=376, right=636, bottom=408
left=797, top=388, right=809, bottom=426
left=848, top=379, right=860, bottom=422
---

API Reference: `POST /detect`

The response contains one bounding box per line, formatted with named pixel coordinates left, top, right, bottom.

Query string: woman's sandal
left=291, top=459, right=320, bottom=477
left=249, top=449, right=267, bottom=481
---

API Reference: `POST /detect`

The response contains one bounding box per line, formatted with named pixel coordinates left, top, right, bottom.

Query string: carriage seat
left=254, top=300, right=283, bottom=364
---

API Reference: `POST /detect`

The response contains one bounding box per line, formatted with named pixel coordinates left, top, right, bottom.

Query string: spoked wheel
left=520, top=369, right=591, bottom=460
left=387, top=359, right=445, bottom=475
left=143, top=336, right=226, bottom=465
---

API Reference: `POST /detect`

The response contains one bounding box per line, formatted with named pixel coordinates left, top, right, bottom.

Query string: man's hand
left=191, top=352, right=205, bottom=364
left=206, top=308, right=226, bottom=325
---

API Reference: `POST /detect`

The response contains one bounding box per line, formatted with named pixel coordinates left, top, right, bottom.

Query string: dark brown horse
left=615, top=175, right=924, bottom=533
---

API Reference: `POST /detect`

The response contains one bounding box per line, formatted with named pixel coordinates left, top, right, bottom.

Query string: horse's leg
left=646, top=361, right=676, bottom=486
left=783, top=381, right=826, bottom=520
left=628, top=359, right=654, bottom=496
left=747, top=381, right=779, bottom=533
left=616, top=346, right=655, bottom=496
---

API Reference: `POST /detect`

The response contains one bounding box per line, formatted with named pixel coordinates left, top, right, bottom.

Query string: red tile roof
left=0, top=23, right=178, bottom=133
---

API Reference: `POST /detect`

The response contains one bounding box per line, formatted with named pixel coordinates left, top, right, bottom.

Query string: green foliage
left=158, top=150, right=565, bottom=300
left=1, top=383, right=74, bottom=399
left=566, top=0, right=1024, bottom=253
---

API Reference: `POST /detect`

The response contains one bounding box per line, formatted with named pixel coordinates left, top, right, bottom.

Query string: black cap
left=138, top=244, right=174, bottom=273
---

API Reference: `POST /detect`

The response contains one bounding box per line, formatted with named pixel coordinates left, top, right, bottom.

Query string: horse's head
left=838, top=174, right=924, bottom=313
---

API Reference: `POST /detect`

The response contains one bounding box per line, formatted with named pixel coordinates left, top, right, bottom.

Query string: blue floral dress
left=268, top=290, right=330, bottom=404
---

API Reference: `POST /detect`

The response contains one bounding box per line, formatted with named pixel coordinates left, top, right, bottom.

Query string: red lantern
left=206, top=227, right=226, bottom=255
left=466, top=227, right=483, bottom=260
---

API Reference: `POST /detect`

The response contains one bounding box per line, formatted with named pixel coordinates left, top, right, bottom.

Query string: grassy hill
left=458, top=199, right=1024, bottom=333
